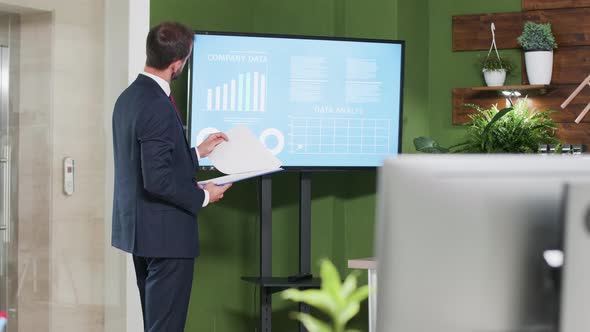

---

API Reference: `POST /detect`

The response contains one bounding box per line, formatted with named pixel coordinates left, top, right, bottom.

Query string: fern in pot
left=414, top=98, right=560, bottom=153
left=458, top=99, right=558, bottom=153
left=517, top=21, right=558, bottom=85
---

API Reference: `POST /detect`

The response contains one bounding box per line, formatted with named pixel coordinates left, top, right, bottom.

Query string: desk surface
left=348, top=257, right=377, bottom=270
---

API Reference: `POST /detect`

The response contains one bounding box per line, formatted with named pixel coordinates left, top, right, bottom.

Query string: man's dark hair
left=146, top=22, right=193, bottom=70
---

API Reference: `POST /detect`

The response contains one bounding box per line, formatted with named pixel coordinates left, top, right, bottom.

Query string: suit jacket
left=112, top=74, right=204, bottom=258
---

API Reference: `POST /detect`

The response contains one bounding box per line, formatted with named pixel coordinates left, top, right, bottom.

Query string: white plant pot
left=483, top=69, right=506, bottom=87
left=524, top=51, right=553, bottom=85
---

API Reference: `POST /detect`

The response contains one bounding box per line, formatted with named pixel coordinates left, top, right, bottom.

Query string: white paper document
left=198, top=125, right=283, bottom=185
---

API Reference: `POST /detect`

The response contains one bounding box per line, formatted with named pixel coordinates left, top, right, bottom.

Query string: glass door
left=0, top=44, right=13, bottom=330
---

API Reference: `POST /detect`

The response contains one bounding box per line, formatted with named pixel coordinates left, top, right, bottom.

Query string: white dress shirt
left=140, top=72, right=209, bottom=207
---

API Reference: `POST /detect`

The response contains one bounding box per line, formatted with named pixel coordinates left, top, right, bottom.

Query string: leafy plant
left=517, top=21, right=558, bottom=51
left=479, top=53, right=513, bottom=73
left=413, top=136, right=454, bottom=153
left=414, top=98, right=560, bottom=153
left=459, top=99, right=558, bottom=152
left=281, top=259, right=370, bottom=332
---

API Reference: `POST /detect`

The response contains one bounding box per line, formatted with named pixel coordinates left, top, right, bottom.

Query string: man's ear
left=171, top=59, right=184, bottom=72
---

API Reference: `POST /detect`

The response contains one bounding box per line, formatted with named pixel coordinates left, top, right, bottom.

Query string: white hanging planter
left=481, top=23, right=509, bottom=87
left=524, top=50, right=553, bottom=85
left=483, top=69, right=507, bottom=87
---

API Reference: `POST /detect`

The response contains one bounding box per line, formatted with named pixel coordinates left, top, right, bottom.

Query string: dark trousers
left=133, top=255, right=195, bottom=332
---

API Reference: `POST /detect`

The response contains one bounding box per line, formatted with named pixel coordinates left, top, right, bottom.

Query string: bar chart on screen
left=205, top=71, right=267, bottom=112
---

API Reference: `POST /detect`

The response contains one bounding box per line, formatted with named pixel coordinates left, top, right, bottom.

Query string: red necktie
left=169, top=94, right=183, bottom=122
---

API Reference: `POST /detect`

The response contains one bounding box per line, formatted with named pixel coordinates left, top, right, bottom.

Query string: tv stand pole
left=241, top=172, right=320, bottom=332
left=260, top=174, right=272, bottom=330
left=298, top=171, right=312, bottom=322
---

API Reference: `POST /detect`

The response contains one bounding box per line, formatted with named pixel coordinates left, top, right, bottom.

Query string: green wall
left=150, top=1, right=415, bottom=331
left=397, top=0, right=430, bottom=152
left=149, top=0, right=519, bottom=331
left=427, top=0, right=522, bottom=147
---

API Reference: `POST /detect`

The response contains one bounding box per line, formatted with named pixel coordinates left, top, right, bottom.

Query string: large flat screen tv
left=188, top=31, right=404, bottom=169
left=376, top=155, right=583, bottom=332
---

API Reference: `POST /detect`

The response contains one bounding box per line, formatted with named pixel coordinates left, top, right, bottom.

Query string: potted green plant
left=517, top=21, right=558, bottom=85
left=480, top=54, right=513, bottom=87
left=414, top=98, right=560, bottom=153
left=480, top=23, right=512, bottom=87
left=282, top=259, right=370, bottom=332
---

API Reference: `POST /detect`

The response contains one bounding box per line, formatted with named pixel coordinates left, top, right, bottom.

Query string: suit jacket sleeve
left=137, top=99, right=205, bottom=216
left=190, top=146, right=199, bottom=171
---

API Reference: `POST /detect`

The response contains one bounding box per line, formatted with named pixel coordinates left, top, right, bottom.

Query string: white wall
left=104, top=1, right=149, bottom=332
left=0, top=0, right=150, bottom=331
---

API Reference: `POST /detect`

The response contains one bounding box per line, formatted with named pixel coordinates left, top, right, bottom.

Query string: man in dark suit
left=111, top=22, right=231, bottom=331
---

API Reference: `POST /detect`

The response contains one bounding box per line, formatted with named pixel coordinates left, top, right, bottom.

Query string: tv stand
left=241, top=172, right=320, bottom=332
left=287, top=273, right=313, bottom=282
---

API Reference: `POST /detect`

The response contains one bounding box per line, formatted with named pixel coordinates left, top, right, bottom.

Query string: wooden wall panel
left=523, top=8, right=590, bottom=47
left=453, top=8, right=590, bottom=51
left=531, top=85, right=590, bottom=122
left=452, top=13, right=522, bottom=51
left=552, top=46, right=590, bottom=84
left=555, top=123, right=590, bottom=144
left=523, top=0, right=590, bottom=11
left=453, top=85, right=590, bottom=124
left=452, top=88, right=506, bottom=124
left=452, top=4, right=590, bottom=146
left=523, top=46, right=590, bottom=85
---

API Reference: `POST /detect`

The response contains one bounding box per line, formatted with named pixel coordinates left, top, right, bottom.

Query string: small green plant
left=282, top=259, right=370, bottom=332
left=459, top=99, right=558, bottom=152
left=517, top=21, right=558, bottom=51
left=414, top=98, right=560, bottom=153
left=479, top=53, right=513, bottom=73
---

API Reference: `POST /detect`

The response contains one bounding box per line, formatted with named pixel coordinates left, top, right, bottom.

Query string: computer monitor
left=375, top=155, right=590, bottom=332
left=187, top=31, right=404, bottom=169
left=558, top=182, right=590, bottom=332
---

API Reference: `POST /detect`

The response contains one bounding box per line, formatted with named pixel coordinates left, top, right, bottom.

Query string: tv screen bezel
left=187, top=30, right=405, bottom=171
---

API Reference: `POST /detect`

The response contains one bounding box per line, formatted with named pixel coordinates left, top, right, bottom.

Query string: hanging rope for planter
left=487, top=22, right=502, bottom=63
left=482, top=22, right=510, bottom=89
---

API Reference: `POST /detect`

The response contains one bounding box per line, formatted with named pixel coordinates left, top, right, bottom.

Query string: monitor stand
left=287, top=273, right=313, bottom=282
left=241, top=172, right=320, bottom=332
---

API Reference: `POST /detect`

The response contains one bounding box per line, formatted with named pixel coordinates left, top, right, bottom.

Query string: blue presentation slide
left=189, top=34, right=403, bottom=167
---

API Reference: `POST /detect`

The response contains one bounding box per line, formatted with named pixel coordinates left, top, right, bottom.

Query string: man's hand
left=197, top=132, right=228, bottom=158
left=204, top=182, right=232, bottom=204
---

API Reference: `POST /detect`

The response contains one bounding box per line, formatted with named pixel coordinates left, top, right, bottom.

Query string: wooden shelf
left=471, top=84, right=552, bottom=94
left=471, top=85, right=554, bottom=96
left=451, top=86, right=553, bottom=124
left=453, top=84, right=590, bottom=125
